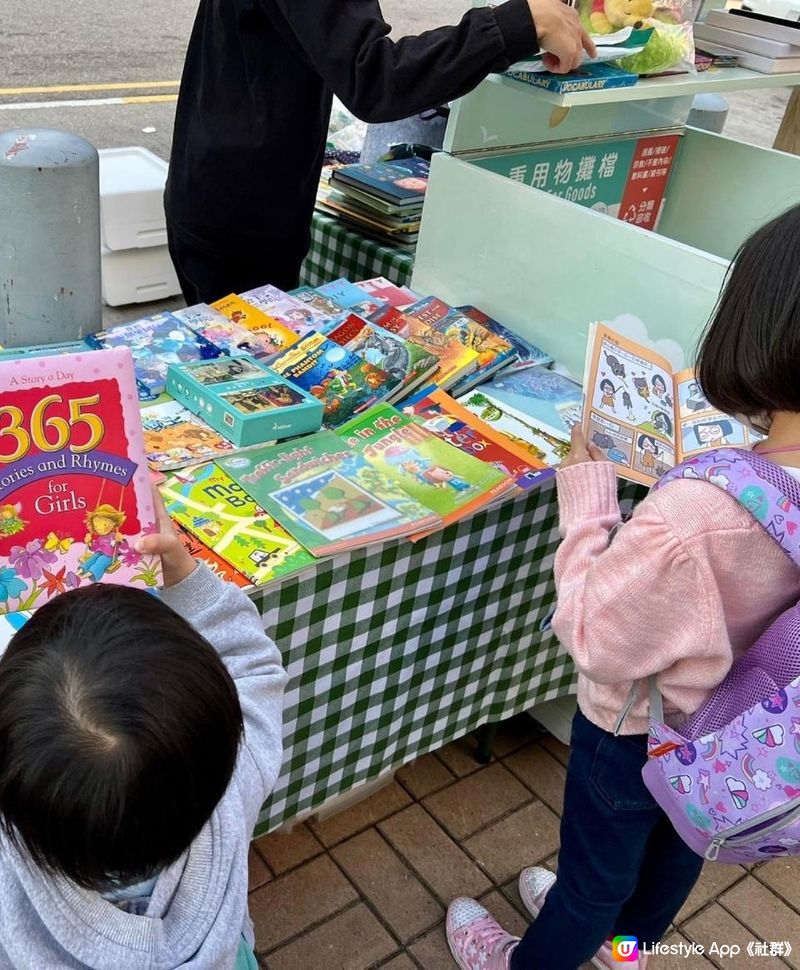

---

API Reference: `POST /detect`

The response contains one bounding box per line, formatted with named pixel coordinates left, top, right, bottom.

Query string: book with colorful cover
left=173, top=303, right=275, bottom=359
left=0, top=340, right=94, bottom=361
left=482, top=365, right=583, bottom=439
left=402, top=386, right=554, bottom=491
left=402, top=297, right=516, bottom=392
left=86, top=313, right=223, bottom=401
left=337, top=404, right=515, bottom=532
left=457, top=306, right=554, bottom=370
left=288, top=287, right=344, bottom=321
left=331, top=157, right=430, bottom=207
left=140, top=398, right=241, bottom=471
left=357, top=277, right=419, bottom=309
left=581, top=322, right=760, bottom=486
left=0, top=347, right=161, bottom=614
left=322, top=313, right=440, bottom=403
left=506, top=62, right=639, bottom=94
left=457, top=389, right=572, bottom=467
left=240, top=285, right=325, bottom=335
left=0, top=611, right=30, bottom=653
left=269, top=332, right=394, bottom=428
left=161, top=463, right=315, bottom=585
left=211, top=295, right=300, bottom=358
left=377, top=308, right=479, bottom=390
left=217, top=433, right=440, bottom=555
left=174, top=522, right=251, bottom=589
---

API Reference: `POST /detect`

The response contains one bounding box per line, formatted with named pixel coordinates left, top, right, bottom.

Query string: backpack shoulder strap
left=653, top=447, right=800, bottom=569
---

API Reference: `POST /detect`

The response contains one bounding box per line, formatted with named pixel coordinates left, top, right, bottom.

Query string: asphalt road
left=1, top=0, right=468, bottom=158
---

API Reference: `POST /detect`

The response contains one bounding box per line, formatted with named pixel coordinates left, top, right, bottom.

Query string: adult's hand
left=527, top=0, right=596, bottom=74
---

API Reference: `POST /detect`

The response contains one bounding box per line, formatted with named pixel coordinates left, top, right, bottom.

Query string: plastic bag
left=578, top=0, right=696, bottom=75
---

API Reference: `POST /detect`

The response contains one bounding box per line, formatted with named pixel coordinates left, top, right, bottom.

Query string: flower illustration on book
left=9, top=540, right=58, bottom=581
left=0, top=566, right=27, bottom=604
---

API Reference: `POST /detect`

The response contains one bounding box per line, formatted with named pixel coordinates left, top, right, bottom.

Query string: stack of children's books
left=0, top=347, right=161, bottom=643
left=318, top=157, right=429, bottom=249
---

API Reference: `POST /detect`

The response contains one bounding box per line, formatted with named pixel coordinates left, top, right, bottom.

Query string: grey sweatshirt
left=0, top=564, right=288, bottom=969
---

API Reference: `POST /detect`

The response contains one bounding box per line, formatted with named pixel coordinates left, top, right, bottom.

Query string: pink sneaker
left=446, top=898, right=520, bottom=970
left=517, top=868, right=646, bottom=970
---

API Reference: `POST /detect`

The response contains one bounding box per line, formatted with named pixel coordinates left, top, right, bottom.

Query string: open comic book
left=582, top=323, right=760, bottom=486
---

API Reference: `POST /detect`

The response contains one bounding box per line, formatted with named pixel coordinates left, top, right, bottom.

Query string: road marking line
left=0, top=95, right=179, bottom=111
left=0, top=81, right=180, bottom=96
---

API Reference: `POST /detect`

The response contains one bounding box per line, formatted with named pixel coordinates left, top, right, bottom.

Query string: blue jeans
left=511, top=710, right=704, bottom=970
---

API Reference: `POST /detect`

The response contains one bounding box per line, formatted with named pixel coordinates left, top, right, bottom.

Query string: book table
left=300, top=211, right=414, bottom=290
left=248, top=477, right=640, bottom=835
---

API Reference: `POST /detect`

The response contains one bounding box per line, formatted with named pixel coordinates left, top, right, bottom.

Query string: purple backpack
left=633, top=448, right=800, bottom=863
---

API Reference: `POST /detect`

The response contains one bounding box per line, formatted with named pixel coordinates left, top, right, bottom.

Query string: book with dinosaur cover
left=173, top=303, right=280, bottom=359
left=402, top=386, right=554, bottom=491
left=377, top=308, right=479, bottom=390
left=337, top=404, right=515, bottom=533
left=0, top=347, right=161, bottom=615
left=166, top=355, right=324, bottom=447
left=140, top=398, right=241, bottom=472
left=86, top=313, right=223, bottom=401
left=211, top=295, right=300, bottom=358
left=457, top=389, right=572, bottom=467
left=161, top=463, right=315, bottom=585
left=582, top=323, right=760, bottom=486
left=457, top=307, right=554, bottom=370
left=174, top=522, right=251, bottom=589
left=322, top=314, right=440, bottom=404
left=269, top=332, right=394, bottom=428
left=217, top=433, right=440, bottom=555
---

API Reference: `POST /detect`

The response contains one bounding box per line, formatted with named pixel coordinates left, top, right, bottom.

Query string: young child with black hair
left=446, top=205, right=800, bottom=969
left=0, top=496, right=287, bottom=968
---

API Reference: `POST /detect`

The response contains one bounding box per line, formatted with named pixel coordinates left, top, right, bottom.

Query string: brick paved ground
left=248, top=715, right=800, bottom=969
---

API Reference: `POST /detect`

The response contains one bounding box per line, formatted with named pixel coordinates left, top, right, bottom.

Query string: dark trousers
left=166, top=227, right=304, bottom=306
left=511, top=710, right=704, bottom=970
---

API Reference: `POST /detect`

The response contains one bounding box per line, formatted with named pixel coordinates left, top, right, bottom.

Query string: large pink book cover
left=0, top=347, right=161, bottom=614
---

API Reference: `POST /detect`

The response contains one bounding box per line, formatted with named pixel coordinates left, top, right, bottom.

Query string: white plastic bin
left=101, top=245, right=181, bottom=307
left=98, top=147, right=169, bottom=250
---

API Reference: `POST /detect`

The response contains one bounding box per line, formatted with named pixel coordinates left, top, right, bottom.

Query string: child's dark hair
left=0, top=584, right=243, bottom=891
left=697, top=204, right=800, bottom=417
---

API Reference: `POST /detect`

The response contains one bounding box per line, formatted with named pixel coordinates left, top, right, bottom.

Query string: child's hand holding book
left=135, top=491, right=197, bottom=589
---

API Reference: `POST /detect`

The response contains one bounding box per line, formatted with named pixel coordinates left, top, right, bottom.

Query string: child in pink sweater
left=446, top=205, right=800, bottom=970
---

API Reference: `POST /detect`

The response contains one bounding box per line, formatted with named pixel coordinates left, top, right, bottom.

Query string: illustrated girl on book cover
left=79, top=503, right=127, bottom=582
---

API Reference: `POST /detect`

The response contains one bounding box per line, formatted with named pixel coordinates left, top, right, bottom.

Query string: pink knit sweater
left=553, top=461, right=800, bottom=735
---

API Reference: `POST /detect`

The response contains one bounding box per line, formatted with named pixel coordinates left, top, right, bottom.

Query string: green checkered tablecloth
left=301, top=211, right=415, bottom=289
left=250, top=477, right=642, bottom=834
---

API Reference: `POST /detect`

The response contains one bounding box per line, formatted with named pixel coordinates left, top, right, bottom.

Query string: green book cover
left=160, top=463, right=315, bottom=584
left=217, top=432, right=440, bottom=556
left=336, top=404, right=514, bottom=529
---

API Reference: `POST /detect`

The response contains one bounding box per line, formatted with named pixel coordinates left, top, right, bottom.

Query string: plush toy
left=588, top=0, right=654, bottom=34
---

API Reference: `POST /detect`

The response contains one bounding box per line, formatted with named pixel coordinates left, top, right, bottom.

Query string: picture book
left=161, top=463, right=315, bottom=585
left=167, top=355, right=323, bottom=447
left=402, top=386, right=554, bottom=492
left=337, top=404, right=515, bottom=532
left=316, top=278, right=382, bottom=310
left=86, top=313, right=223, bottom=401
left=582, top=323, right=761, bottom=486
left=217, top=433, right=440, bottom=556
left=211, top=295, right=300, bottom=358
left=173, top=303, right=276, bottom=359
left=140, top=398, right=240, bottom=471
left=401, top=297, right=515, bottom=391
left=506, top=62, right=639, bottom=93
left=378, top=307, right=479, bottom=390
left=331, top=157, right=430, bottom=206
left=0, top=611, right=30, bottom=654
left=457, top=389, right=572, bottom=467
left=481, top=365, right=583, bottom=439
left=269, top=332, right=394, bottom=428
left=174, top=521, right=251, bottom=589
left=357, top=277, right=419, bottom=308
left=322, top=313, right=440, bottom=403
left=0, top=347, right=161, bottom=614
left=457, top=306, right=554, bottom=370
left=287, top=287, right=344, bottom=321
left=240, top=285, right=326, bottom=335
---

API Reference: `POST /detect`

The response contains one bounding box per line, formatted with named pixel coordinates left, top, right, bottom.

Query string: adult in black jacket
left=165, top=0, right=592, bottom=305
